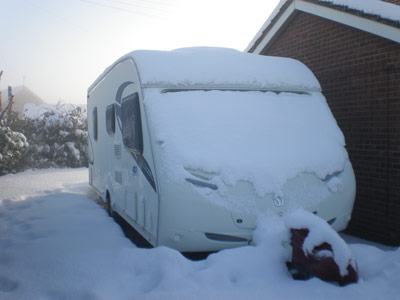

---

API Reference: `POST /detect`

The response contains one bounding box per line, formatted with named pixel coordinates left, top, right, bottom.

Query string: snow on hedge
left=23, top=102, right=87, bottom=122
left=0, top=168, right=399, bottom=300
left=145, top=89, right=347, bottom=197
left=16, top=102, right=88, bottom=169
left=0, top=126, right=28, bottom=175
left=90, top=47, right=321, bottom=92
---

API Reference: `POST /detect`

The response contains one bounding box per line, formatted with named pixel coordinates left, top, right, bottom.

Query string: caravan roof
left=89, top=47, right=321, bottom=93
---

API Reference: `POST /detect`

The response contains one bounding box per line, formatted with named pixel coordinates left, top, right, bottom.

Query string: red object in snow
left=289, top=228, right=358, bottom=286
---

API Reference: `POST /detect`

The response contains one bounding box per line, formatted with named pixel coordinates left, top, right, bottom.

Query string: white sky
left=0, top=0, right=280, bottom=104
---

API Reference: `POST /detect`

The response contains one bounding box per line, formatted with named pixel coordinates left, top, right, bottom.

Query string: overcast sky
left=0, top=0, right=280, bottom=104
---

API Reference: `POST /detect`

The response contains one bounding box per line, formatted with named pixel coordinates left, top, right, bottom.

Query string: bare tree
left=0, top=71, right=15, bottom=123
left=0, top=70, right=3, bottom=111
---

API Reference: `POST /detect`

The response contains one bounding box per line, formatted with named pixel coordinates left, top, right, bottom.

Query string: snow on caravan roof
left=88, top=47, right=321, bottom=93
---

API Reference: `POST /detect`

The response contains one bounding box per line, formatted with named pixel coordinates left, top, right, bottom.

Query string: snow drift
left=0, top=169, right=398, bottom=300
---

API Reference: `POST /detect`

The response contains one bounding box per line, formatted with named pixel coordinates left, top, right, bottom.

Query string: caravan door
left=116, top=75, right=158, bottom=245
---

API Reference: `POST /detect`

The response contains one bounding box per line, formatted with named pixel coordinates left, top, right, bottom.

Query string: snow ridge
left=89, top=47, right=321, bottom=93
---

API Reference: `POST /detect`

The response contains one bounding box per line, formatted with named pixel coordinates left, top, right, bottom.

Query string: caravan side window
left=106, top=104, right=115, bottom=135
left=92, top=107, right=98, bottom=141
left=121, top=92, right=143, bottom=154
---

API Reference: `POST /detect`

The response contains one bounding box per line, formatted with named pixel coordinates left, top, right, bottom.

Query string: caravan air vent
left=114, top=144, right=121, bottom=158
left=205, top=232, right=248, bottom=242
left=185, top=178, right=217, bottom=190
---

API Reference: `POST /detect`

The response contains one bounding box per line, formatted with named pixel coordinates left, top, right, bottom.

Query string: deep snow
left=0, top=168, right=399, bottom=300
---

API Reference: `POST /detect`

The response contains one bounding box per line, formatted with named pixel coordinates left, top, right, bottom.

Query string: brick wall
left=261, top=12, right=400, bottom=246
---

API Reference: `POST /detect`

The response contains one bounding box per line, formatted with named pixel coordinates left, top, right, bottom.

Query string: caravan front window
left=121, top=92, right=143, bottom=154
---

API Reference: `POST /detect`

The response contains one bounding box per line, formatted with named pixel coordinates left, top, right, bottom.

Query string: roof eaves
left=306, top=0, right=400, bottom=28
left=246, top=0, right=400, bottom=53
left=15, top=85, right=46, bottom=104
left=246, top=0, right=292, bottom=53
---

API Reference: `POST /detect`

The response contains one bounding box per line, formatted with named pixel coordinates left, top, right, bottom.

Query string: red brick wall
left=261, top=12, right=400, bottom=245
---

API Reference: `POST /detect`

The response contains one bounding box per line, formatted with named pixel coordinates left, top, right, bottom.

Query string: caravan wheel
left=106, top=192, right=115, bottom=218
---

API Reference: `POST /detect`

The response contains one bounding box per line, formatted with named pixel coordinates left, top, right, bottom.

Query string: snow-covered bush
left=21, top=102, right=88, bottom=169
left=0, top=125, right=28, bottom=175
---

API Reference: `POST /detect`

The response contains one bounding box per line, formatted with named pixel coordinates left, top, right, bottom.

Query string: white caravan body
left=87, top=47, right=356, bottom=252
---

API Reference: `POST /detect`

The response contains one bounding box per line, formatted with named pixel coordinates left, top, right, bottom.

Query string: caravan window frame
left=121, top=92, right=143, bottom=154
left=92, top=107, right=98, bottom=141
left=106, top=104, right=115, bottom=135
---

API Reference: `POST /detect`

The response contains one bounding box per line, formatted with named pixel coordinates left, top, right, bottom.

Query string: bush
left=0, top=102, right=88, bottom=175
left=21, top=103, right=88, bottom=169
left=0, top=125, right=28, bottom=175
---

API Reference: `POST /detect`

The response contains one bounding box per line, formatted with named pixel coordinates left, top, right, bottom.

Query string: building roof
left=246, top=0, right=400, bottom=53
left=1, top=85, right=46, bottom=116
left=1, top=85, right=45, bottom=103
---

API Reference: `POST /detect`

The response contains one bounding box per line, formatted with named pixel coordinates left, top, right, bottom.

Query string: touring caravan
left=87, top=47, right=356, bottom=252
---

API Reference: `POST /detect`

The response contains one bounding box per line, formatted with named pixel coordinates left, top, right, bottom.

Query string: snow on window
left=144, top=89, right=347, bottom=197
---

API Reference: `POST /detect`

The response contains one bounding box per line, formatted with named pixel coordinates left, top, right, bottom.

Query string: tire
left=106, top=193, right=114, bottom=218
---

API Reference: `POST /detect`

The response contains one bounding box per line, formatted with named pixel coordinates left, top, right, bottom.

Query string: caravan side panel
left=88, top=59, right=159, bottom=245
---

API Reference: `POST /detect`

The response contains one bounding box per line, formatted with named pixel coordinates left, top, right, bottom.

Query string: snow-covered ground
left=0, top=168, right=399, bottom=300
